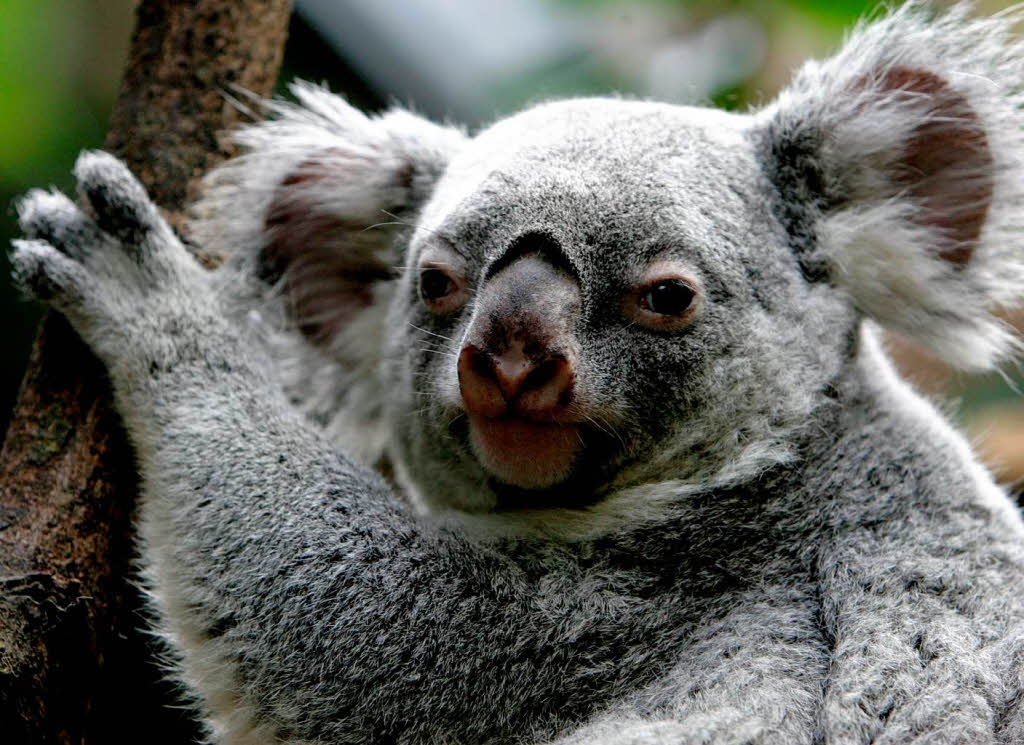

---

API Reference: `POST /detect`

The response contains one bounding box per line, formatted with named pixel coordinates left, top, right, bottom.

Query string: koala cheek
left=433, top=363, right=467, bottom=416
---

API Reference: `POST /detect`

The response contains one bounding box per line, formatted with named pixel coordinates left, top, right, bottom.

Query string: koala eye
left=420, top=268, right=455, bottom=302
left=641, top=280, right=695, bottom=316
left=626, top=269, right=703, bottom=332
left=418, top=263, right=468, bottom=314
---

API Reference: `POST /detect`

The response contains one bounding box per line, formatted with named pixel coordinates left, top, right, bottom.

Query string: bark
left=0, top=2, right=291, bottom=742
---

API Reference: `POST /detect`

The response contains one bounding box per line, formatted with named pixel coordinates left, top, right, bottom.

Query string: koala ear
left=194, top=81, right=466, bottom=344
left=758, top=3, right=1024, bottom=369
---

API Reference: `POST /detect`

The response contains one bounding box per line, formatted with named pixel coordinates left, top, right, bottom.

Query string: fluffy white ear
left=193, top=81, right=466, bottom=344
left=759, top=2, right=1024, bottom=370
left=191, top=83, right=465, bottom=467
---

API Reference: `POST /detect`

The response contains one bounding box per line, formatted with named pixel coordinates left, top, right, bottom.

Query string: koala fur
left=11, top=2, right=1024, bottom=743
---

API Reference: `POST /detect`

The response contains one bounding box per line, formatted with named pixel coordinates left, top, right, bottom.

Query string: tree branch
left=0, top=2, right=290, bottom=741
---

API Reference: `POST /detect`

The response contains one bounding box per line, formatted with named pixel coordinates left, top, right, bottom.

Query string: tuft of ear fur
left=193, top=82, right=465, bottom=464
left=759, top=2, right=1024, bottom=370
left=195, top=81, right=465, bottom=341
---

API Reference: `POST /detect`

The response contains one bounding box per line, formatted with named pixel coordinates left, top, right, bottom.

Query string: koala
left=11, top=2, right=1024, bottom=743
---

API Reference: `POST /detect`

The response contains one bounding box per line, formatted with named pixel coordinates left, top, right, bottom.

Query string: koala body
left=12, top=3, right=1024, bottom=743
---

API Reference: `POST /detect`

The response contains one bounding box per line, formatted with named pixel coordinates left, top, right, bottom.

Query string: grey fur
left=10, top=3, right=1024, bottom=743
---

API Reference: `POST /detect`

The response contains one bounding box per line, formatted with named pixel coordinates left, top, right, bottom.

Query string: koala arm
left=816, top=521, right=1024, bottom=745
left=548, top=581, right=829, bottom=745
left=810, top=376, right=1024, bottom=745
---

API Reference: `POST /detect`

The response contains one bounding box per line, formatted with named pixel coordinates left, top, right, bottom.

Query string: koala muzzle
left=458, top=252, right=579, bottom=422
left=456, top=252, right=583, bottom=489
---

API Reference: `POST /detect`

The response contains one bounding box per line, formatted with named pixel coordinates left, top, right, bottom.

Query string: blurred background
left=1, top=0, right=1021, bottom=494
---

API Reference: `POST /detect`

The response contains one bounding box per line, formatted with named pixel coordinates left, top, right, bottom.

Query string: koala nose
left=458, top=343, right=574, bottom=419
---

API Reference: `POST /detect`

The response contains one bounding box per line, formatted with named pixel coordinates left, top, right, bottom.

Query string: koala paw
left=11, top=151, right=207, bottom=349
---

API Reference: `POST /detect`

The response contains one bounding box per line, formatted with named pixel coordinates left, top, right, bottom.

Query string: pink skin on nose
left=458, top=343, right=582, bottom=489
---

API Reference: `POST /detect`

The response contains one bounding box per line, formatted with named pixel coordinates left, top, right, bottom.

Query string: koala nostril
left=458, top=343, right=575, bottom=418
left=458, top=345, right=508, bottom=418
left=517, top=355, right=574, bottom=416
left=469, top=346, right=495, bottom=379
left=520, top=358, right=565, bottom=398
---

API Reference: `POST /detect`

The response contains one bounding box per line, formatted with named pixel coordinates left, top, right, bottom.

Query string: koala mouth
left=466, top=413, right=583, bottom=490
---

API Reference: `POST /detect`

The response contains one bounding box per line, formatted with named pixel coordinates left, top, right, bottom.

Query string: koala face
left=381, top=100, right=854, bottom=513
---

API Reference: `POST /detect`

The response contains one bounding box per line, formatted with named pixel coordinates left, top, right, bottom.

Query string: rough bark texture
left=0, top=2, right=291, bottom=742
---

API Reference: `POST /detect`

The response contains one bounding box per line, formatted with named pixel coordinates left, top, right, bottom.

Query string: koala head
left=379, top=100, right=856, bottom=513
left=197, top=4, right=1023, bottom=517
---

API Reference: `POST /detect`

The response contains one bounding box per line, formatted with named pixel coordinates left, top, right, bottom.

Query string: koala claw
left=9, top=238, right=89, bottom=306
left=10, top=151, right=193, bottom=314
left=72, top=150, right=172, bottom=251
left=16, top=187, right=104, bottom=262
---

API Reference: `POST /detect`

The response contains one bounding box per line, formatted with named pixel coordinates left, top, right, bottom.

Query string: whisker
left=363, top=220, right=408, bottom=232
left=582, top=414, right=613, bottom=439
left=417, top=348, right=459, bottom=359
left=575, top=408, right=627, bottom=448
left=378, top=209, right=470, bottom=258
left=444, top=412, right=467, bottom=428
left=408, top=322, right=455, bottom=342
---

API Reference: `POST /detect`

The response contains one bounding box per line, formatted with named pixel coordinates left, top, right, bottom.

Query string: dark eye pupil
left=420, top=268, right=454, bottom=301
left=644, top=281, right=694, bottom=316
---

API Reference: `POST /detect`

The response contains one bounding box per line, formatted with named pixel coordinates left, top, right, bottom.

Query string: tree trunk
left=0, top=2, right=291, bottom=742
